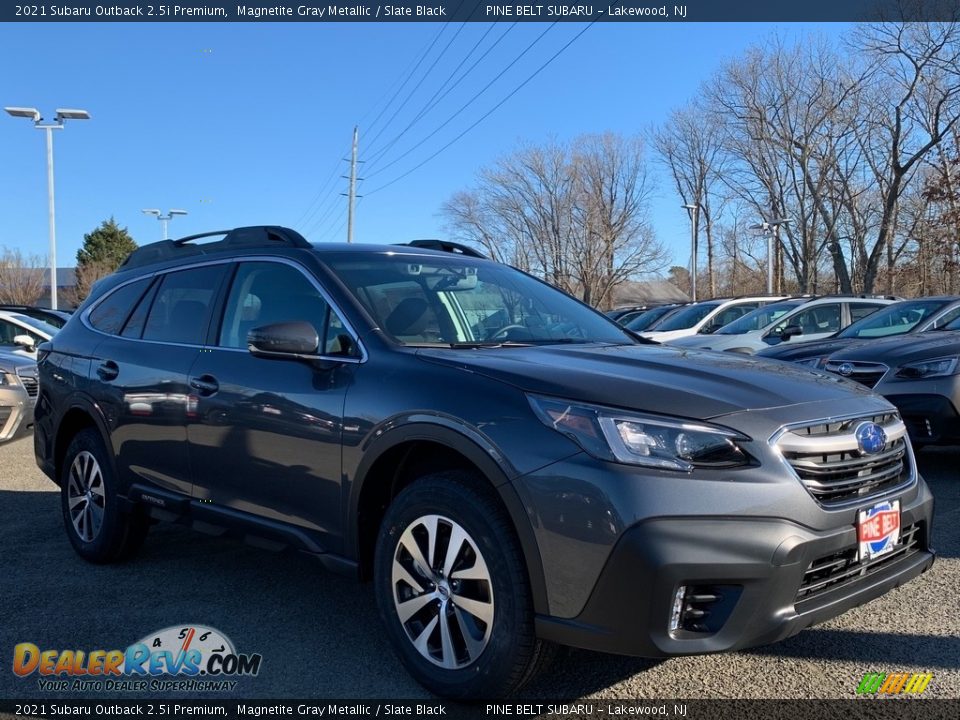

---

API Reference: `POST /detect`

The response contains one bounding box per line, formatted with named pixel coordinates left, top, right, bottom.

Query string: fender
left=346, top=416, right=549, bottom=614
left=51, top=393, right=117, bottom=487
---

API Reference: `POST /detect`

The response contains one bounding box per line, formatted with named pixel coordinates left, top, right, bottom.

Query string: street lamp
left=5, top=106, right=90, bottom=310
left=749, top=217, right=791, bottom=294
left=142, top=208, right=188, bottom=240
left=682, top=203, right=705, bottom=302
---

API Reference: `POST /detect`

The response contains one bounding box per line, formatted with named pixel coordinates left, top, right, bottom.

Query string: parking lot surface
left=0, top=435, right=957, bottom=700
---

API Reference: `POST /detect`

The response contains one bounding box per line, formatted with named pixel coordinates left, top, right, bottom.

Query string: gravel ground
left=0, top=435, right=956, bottom=703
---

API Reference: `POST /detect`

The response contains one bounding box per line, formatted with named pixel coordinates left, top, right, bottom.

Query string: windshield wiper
left=446, top=341, right=533, bottom=348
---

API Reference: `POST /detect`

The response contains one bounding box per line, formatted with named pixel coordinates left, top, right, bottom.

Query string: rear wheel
left=374, top=471, right=553, bottom=699
left=60, top=428, right=148, bottom=563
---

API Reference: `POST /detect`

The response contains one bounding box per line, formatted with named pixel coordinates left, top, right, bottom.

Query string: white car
left=0, top=310, right=59, bottom=357
left=640, top=295, right=787, bottom=343
left=667, top=296, right=897, bottom=354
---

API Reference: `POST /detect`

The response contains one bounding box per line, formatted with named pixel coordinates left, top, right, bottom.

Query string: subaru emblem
left=837, top=363, right=854, bottom=377
left=855, top=422, right=887, bottom=455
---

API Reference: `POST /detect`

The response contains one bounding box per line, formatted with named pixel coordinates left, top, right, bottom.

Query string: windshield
left=838, top=300, right=949, bottom=338
left=625, top=305, right=680, bottom=332
left=8, top=313, right=58, bottom=337
left=323, top=253, right=634, bottom=347
left=647, top=302, right=721, bottom=332
left=715, top=299, right=807, bottom=335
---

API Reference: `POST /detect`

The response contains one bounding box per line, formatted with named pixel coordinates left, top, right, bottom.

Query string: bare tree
left=851, top=21, right=960, bottom=292
left=0, top=248, right=46, bottom=305
left=654, top=101, right=726, bottom=296
left=442, top=134, right=667, bottom=308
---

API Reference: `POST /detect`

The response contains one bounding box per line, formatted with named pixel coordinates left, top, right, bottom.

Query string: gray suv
left=34, top=227, right=935, bottom=698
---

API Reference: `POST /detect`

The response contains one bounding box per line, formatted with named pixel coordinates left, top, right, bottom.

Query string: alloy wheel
left=67, top=451, right=106, bottom=543
left=391, top=514, right=494, bottom=669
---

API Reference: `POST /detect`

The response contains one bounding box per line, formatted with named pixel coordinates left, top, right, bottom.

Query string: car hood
left=415, top=343, right=880, bottom=421
left=0, top=348, right=36, bottom=371
left=640, top=328, right=697, bottom=343
left=756, top=337, right=866, bottom=362
left=828, top=330, right=960, bottom=365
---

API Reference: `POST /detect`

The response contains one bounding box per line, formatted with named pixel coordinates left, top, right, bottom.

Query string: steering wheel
left=486, top=324, right=531, bottom=341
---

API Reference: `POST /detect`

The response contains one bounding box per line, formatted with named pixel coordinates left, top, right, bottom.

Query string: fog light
left=669, top=585, right=687, bottom=632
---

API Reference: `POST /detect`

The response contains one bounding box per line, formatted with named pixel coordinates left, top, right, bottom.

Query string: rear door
left=89, top=264, right=229, bottom=497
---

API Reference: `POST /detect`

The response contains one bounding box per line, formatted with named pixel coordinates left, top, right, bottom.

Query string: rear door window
left=142, top=265, right=227, bottom=345
left=88, top=278, right=153, bottom=335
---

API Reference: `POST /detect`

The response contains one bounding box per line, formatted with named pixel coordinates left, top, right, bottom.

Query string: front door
left=187, top=260, right=356, bottom=551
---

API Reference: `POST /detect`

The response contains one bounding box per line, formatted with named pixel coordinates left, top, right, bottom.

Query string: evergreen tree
left=72, top=218, right=138, bottom=302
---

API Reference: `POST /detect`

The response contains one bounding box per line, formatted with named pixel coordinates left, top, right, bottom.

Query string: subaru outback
left=34, top=226, right=935, bottom=698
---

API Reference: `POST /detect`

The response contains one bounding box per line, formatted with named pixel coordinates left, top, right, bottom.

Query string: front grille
left=824, top=360, right=888, bottom=388
left=796, top=522, right=922, bottom=603
left=775, top=413, right=914, bottom=508
left=15, top=368, right=38, bottom=398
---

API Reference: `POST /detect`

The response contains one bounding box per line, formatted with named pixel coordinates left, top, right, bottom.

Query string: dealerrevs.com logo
left=13, top=625, right=262, bottom=692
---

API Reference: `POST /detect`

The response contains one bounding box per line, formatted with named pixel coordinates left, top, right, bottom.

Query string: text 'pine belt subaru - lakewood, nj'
left=34, top=226, right=935, bottom=698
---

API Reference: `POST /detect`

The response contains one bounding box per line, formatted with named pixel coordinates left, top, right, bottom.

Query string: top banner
left=5, top=0, right=960, bottom=23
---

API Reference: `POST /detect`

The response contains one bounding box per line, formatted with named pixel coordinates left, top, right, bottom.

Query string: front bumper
left=534, top=482, right=935, bottom=657
left=0, top=388, right=34, bottom=443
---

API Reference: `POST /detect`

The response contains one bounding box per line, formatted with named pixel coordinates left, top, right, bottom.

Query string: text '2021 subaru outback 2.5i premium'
left=34, top=227, right=935, bottom=698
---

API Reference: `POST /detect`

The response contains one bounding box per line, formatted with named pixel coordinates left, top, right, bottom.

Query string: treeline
left=443, top=20, right=960, bottom=305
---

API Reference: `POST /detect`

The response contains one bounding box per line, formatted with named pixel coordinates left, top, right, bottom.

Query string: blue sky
left=0, top=21, right=849, bottom=272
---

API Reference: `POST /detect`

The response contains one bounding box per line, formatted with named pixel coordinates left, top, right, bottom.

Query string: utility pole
left=346, top=126, right=358, bottom=244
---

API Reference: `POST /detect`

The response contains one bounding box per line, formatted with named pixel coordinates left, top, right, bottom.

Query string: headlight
left=794, top=356, right=828, bottom=369
left=895, top=356, right=959, bottom=379
left=0, top=373, right=20, bottom=388
left=528, top=394, right=752, bottom=472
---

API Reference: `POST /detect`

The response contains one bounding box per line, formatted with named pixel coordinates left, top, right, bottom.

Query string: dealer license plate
left=857, top=500, right=901, bottom=562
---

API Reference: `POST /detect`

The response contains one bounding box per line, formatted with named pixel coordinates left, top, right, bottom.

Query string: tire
left=373, top=471, right=554, bottom=699
left=60, top=428, right=148, bottom=563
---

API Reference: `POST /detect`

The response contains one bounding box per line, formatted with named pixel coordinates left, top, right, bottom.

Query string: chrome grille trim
left=770, top=412, right=916, bottom=509
left=824, top=360, right=888, bottom=388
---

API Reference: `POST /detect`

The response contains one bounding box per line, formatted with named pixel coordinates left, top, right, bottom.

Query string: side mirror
left=780, top=325, right=803, bottom=341
left=248, top=321, right=319, bottom=358
left=13, top=334, right=36, bottom=352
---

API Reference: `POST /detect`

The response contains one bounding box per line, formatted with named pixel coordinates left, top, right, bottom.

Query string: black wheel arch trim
left=347, top=417, right=549, bottom=614
left=51, top=394, right=117, bottom=488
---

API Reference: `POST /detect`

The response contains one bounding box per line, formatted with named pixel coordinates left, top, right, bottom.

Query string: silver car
left=0, top=349, right=36, bottom=443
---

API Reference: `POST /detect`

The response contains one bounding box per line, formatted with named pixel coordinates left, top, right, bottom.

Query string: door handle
left=189, top=374, right=219, bottom=396
left=97, top=360, right=119, bottom=381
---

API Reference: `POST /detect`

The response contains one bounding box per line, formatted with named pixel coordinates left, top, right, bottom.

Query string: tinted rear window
left=88, top=278, right=152, bottom=335
left=142, top=266, right=226, bottom=344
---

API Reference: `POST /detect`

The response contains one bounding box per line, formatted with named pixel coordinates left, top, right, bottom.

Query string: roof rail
left=120, top=225, right=311, bottom=270
left=401, top=239, right=486, bottom=259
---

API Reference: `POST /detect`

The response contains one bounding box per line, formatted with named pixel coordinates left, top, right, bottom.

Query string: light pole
left=682, top=203, right=701, bottom=302
left=749, top=217, right=791, bottom=294
left=5, top=106, right=90, bottom=310
left=142, top=208, right=188, bottom=239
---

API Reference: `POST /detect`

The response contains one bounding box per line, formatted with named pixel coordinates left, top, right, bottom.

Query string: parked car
left=0, top=310, right=59, bottom=356
left=605, top=305, right=657, bottom=324
left=0, top=348, right=36, bottom=443
left=667, top=298, right=811, bottom=350
left=756, top=297, right=960, bottom=368
left=669, top=296, right=896, bottom=354
left=35, top=226, right=934, bottom=698
left=623, top=303, right=686, bottom=333
left=640, top=295, right=788, bottom=342
left=0, top=305, right=73, bottom=328
left=821, top=325, right=960, bottom=446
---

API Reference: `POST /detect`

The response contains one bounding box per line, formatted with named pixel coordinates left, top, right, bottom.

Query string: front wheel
left=373, top=471, right=552, bottom=699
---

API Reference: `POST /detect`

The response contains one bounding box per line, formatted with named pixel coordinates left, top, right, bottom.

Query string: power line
left=365, top=21, right=598, bottom=197
left=293, top=148, right=350, bottom=230
left=364, top=23, right=559, bottom=181
left=364, top=22, right=515, bottom=171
